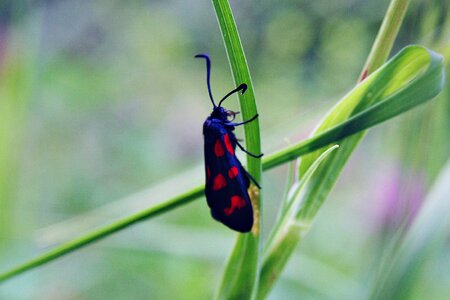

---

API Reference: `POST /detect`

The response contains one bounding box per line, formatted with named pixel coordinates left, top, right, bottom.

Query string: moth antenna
left=195, top=54, right=216, bottom=107
left=218, top=83, right=247, bottom=107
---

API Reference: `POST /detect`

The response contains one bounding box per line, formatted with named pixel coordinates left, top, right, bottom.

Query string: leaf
left=297, top=45, right=444, bottom=222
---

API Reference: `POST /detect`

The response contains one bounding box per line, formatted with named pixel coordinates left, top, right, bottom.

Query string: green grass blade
left=370, top=159, right=450, bottom=299
left=258, top=145, right=339, bottom=274
left=258, top=45, right=444, bottom=297
left=297, top=45, right=444, bottom=222
left=360, top=0, right=411, bottom=79
left=0, top=186, right=204, bottom=282
left=259, top=222, right=303, bottom=299
left=259, top=145, right=339, bottom=299
left=211, top=0, right=262, bottom=299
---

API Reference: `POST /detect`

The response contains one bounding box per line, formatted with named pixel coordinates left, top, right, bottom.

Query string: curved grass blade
left=297, top=45, right=444, bottom=222
left=262, top=46, right=444, bottom=171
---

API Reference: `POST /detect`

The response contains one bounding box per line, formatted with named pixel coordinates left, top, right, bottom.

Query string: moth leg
left=235, top=139, right=263, bottom=158
left=244, top=169, right=261, bottom=189
left=229, top=114, right=259, bottom=126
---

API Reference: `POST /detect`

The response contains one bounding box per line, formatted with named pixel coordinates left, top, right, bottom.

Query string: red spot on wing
left=223, top=134, right=234, bottom=155
left=206, top=167, right=211, bottom=183
left=228, top=166, right=239, bottom=179
left=214, top=139, right=225, bottom=157
left=224, top=195, right=246, bottom=216
left=213, top=173, right=227, bottom=191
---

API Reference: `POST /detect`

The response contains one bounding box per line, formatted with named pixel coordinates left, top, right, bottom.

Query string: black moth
left=196, top=54, right=262, bottom=232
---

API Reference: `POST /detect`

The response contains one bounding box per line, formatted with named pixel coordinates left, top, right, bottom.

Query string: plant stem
left=0, top=186, right=204, bottom=282
left=211, top=1, right=262, bottom=299
left=360, top=0, right=411, bottom=80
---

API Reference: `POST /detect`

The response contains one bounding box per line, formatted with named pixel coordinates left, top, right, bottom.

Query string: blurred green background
left=0, top=0, right=449, bottom=299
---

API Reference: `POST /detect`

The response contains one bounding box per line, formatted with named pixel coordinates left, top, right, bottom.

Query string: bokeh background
left=0, top=0, right=449, bottom=299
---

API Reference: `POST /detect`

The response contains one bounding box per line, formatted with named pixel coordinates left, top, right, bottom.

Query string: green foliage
left=259, top=45, right=444, bottom=298
left=0, top=0, right=448, bottom=299
left=0, top=44, right=443, bottom=286
left=298, top=45, right=444, bottom=222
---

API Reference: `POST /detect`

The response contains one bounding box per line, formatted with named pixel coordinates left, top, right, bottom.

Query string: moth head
left=210, top=107, right=239, bottom=122
left=210, top=106, right=228, bottom=121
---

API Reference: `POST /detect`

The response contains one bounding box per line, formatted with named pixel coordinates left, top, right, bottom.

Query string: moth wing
left=203, top=122, right=253, bottom=232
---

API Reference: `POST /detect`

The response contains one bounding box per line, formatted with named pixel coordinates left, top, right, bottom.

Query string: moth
left=196, top=54, right=262, bottom=232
